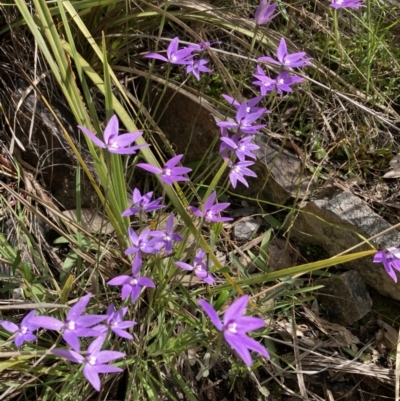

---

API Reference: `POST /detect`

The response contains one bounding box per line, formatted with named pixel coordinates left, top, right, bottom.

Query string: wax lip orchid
left=253, top=68, right=303, bottom=95
left=125, top=227, right=162, bottom=264
left=258, top=37, right=310, bottom=68
left=216, top=102, right=266, bottom=134
left=137, top=154, right=192, bottom=186
left=330, top=0, right=364, bottom=8
left=185, top=58, right=211, bottom=81
left=254, top=0, right=279, bottom=25
left=93, top=303, right=136, bottom=340
left=373, top=248, right=400, bottom=283
left=29, top=294, right=106, bottom=352
left=221, top=94, right=269, bottom=116
left=52, top=334, right=125, bottom=392
left=229, top=160, right=257, bottom=188
left=188, top=191, right=233, bottom=223
left=153, top=213, right=183, bottom=255
left=198, top=295, right=269, bottom=367
left=187, top=40, right=221, bottom=52
left=107, top=256, right=156, bottom=304
left=252, top=65, right=275, bottom=96
left=122, top=188, right=165, bottom=217
left=78, top=115, right=149, bottom=155
left=144, top=37, right=194, bottom=65
left=0, top=311, right=40, bottom=347
left=175, top=249, right=216, bottom=285
left=220, top=135, right=260, bottom=161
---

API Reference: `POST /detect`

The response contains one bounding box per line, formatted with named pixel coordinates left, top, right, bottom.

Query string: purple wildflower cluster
left=0, top=0, right=370, bottom=393
left=144, top=37, right=214, bottom=81
left=214, top=29, right=311, bottom=189
left=0, top=294, right=128, bottom=391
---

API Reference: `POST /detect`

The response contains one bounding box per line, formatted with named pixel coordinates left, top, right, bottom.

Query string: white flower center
left=226, top=322, right=237, bottom=334
left=130, top=278, right=138, bottom=286
left=205, top=210, right=214, bottom=219
left=20, top=326, right=28, bottom=335
left=67, top=321, right=76, bottom=331
left=194, top=263, right=204, bottom=273
left=110, top=140, right=119, bottom=148
left=88, top=356, right=97, bottom=366
left=171, top=55, right=177, bottom=62
left=246, top=106, right=251, bottom=113
left=278, top=78, right=284, bottom=84
left=232, top=165, right=241, bottom=173
left=164, top=234, right=171, bottom=241
left=263, top=82, right=270, bottom=87
left=284, top=59, right=290, bottom=65
left=164, top=168, right=172, bottom=176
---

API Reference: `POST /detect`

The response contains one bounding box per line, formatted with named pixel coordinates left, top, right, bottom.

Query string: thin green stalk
left=332, top=8, right=343, bottom=62
left=237, top=24, right=260, bottom=94
left=196, top=332, right=223, bottom=380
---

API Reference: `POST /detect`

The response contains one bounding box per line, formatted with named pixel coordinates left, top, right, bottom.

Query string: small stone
left=233, top=217, right=261, bottom=241
left=268, top=238, right=298, bottom=270
left=317, top=270, right=372, bottom=325
left=290, top=190, right=400, bottom=300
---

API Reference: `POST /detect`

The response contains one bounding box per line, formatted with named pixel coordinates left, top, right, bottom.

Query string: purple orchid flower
left=187, top=40, right=220, bottom=52
left=275, top=71, right=303, bottom=94
left=186, top=58, right=211, bottom=81
left=217, top=102, right=266, bottom=134
left=252, top=65, right=276, bottom=96
left=52, top=334, right=125, bottom=392
left=154, top=213, right=183, bottom=255
left=254, top=0, right=279, bottom=25
left=219, top=130, right=242, bottom=159
left=198, top=295, right=269, bottom=367
left=176, top=249, right=216, bottom=285
left=29, top=294, right=106, bottom=352
left=107, top=256, right=156, bottom=303
left=93, top=303, right=136, bottom=340
left=122, top=189, right=164, bottom=217
left=258, top=37, right=310, bottom=68
left=229, top=160, right=257, bottom=188
left=137, top=154, right=192, bottom=186
left=220, top=135, right=260, bottom=161
left=144, top=37, right=194, bottom=65
left=188, top=191, right=233, bottom=223
left=0, top=310, right=40, bottom=347
left=221, top=94, right=270, bottom=116
left=125, top=227, right=162, bottom=264
left=78, top=115, right=149, bottom=155
left=373, top=248, right=400, bottom=283
left=254, top=69, right=302, bottom=95
left=330, top=0, right=364, bottom=8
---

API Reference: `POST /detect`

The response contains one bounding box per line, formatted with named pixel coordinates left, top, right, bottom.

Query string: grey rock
left=233, top=217, right=261, bottom=241
left=317, top=270, right=372, bottom=325
left=290, top=190, right=400, bottom=300
left=145, top=84, right=315, bottom=204
left=268, top=238, right=299, bottom=270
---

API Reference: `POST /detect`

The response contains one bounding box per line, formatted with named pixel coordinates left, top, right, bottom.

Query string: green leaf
left=214, top=290, right=230, bottom=311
